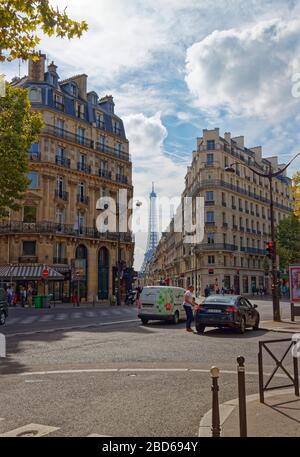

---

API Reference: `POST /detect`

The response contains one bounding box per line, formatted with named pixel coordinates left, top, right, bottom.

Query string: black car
left=195, top=295, right=260, bottom=334
left=0, top=288, right=8, bottom=325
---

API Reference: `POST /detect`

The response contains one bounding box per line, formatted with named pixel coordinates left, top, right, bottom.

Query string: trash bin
left=34, top=295, right=43, bottom=309
left=42, top=295, right=51, bottom=308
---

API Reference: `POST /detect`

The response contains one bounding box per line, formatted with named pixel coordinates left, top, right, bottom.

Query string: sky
left=2, top=0, right=300, bottom=269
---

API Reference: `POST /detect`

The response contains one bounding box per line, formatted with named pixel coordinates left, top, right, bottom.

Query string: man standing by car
left=183, top=285, right=195, bottom=333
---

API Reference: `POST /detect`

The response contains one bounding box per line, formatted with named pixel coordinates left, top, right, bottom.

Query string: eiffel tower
left=140, top=183, right=159, bottom=274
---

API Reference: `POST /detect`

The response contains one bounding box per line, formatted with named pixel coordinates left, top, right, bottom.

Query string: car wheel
left=253, top=316, right=260, bottom=330
left=238, top=317, right=246, bottom=334
left=141, top=318, right=148, bottom=325
left=0, top=310, right=6, bottom=326
left=196, top=324, right=205, bottom=334
left=172, top=311, right=179, bottom=325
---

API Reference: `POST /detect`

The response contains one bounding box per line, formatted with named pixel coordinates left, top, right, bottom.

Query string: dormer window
left=29, top=87, right=42, bottom=103
left=54, top=93, right=64, bottom=111
left=113, top=120, right=121, bottom=135
left=96, top=112, right=104, bottom=129
left=75, top=102, right=85, bottom=119
left=70, top=83, right=77, bottom=97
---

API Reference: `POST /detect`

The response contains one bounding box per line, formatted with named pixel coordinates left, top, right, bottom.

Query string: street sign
left=42, top=268, right=49, bottom=279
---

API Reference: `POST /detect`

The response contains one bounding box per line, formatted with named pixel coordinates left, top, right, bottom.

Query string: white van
left=138, top=286, right=186, bottom=325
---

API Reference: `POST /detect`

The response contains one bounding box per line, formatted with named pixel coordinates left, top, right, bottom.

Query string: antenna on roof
left=18, top=59, right=21, bottom=78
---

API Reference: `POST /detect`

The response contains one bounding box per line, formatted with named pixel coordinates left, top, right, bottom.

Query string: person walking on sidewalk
left=183, top=285, right=195, bottom=333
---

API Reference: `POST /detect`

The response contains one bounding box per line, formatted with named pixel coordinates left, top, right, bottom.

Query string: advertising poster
left=289, top=266, right=300, bottom=302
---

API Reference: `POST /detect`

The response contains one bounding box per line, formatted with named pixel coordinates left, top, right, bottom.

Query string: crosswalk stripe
left=0, top=423, right=59, bottom=437
left=39, top=315, right=53, bottom=322
left=111, top=309, right=121, bottom=315
left=100, top=311, right=109, bottom=316
left=21, top=316, right=38, bottom=324
left=86, top=311, right=96, bottom=318
left=7, top=318, right=20, bottom=325
left=56, top=313, right=67, bottom=320
left=71, top=312, right=82, bottom=319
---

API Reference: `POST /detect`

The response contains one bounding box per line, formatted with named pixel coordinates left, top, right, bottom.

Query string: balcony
left=77, top=194, right=89, bottom=205
left=232, top=205, right=237, bottom=210
left=256, top=213, right=260, bottom=217
left=28, top=153, right=41, bottom=161
left=233, top=224, right=238, bottom=230
left=44, top=125, right=94, bottom=149
left=18, top=256, right=38, bottom=263
left=53, top=257, right=68, bottom=264
left=55, top=190, right=68, bottom=201
left=99, top=169, right=112, bottom=179
left=240, top=226, right=245, bottom=232
left=96, top=121, right=106, bottom=131
left=55, top=156, right=71, bottom=168
left=116, top=174, right=128, bottom=184
left=205, top=162, right=215, bottom=168
left=113, top=127, right=121, bottom=136
left=257, top=230, right=262, bottom=235
left=196, top=243, right=238, bottom=252
left=252, top=229, right=256, bottom=234
left=222, top=201, right=227, bottom=207
left=250, top=211, right=255, bottom=215
left=205, top=221, right=215, bottom=227
left=1, top=221, right=134, bottom=243
left=245, top=209, right=249, bottom=214
left=222, top=222, right=228, bottom=228
left=77, top=162, right=92, bottom=174
left=95, top=142, right=130, bottom=162
left=205, top=200, right=215, bottom=206
left=239, top=207, right=243, bottom=212
left=246, top=228, right=251, bottom=233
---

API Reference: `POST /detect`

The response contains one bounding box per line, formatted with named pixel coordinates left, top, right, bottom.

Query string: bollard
left=210, top=366, right=221, bottom=437
left=291, top=303, right=295, bottom=322
left=237, top=356, right=247, bottom=437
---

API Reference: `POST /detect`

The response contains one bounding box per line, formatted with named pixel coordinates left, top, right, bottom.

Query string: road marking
left=111, top=309, right=122, bottom=315
left=5, top=318, right=139, bottom=338
left=56, top=313, right=67, bottom=320
left=0, top=423, right=59, bottom=437
left=7, top=318, right=20, bottom=325
left=19, top=367, right=289, bottom=378
left=100, top=311, right=109, bottom=316
left=88, top=434, right=112, bottom=437
left=39, top=315, right=53, bottom=322
left=20, top=316, right=38, bottom=324
left=86, top=311, right=96, bottom=318
left=71, top=312, right=82, bottom=319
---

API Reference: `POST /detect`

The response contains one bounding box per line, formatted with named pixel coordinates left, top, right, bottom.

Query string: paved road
left=0, top=299, right=296, bottom=437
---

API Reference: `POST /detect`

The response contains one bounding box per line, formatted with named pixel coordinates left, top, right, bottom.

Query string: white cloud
left=123, top=113, right=186, bottom=268
left=185, top=18, right=300, bottom=119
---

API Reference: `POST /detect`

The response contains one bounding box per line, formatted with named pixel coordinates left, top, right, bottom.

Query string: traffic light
left=266, top=241, right=274, bottom=259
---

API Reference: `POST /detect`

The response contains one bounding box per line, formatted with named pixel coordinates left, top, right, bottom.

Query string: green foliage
left=292, top=171, right=300, bottom=220
left=0, top=0, right=88, bottom=61
left=276, top=214, right=300, bottom=269
left=0, top=84, right=44, bottom=217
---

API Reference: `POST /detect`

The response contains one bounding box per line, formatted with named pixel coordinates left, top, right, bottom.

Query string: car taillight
left=196, top=305, right=205, bottom=311
left=166, top=303, right=171, bottom=311
left=225, top=306, right=237, bottom=313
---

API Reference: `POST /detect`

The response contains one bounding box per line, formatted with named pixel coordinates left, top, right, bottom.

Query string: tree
left=276, top=214, right=300, bottom=269
left=0, top=84, right=44, bottom=216
left=0, top=0, right=88, bottom=61
left=292, top=171, right=300, bottom=220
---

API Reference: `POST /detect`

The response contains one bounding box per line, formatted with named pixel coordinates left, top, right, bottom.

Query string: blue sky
left=2, top=0, right=300, bottom=269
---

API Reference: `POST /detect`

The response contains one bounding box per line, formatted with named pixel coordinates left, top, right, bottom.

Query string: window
left=206, top=191, right=214, bottom=201
left=22, top=241, right=36, bottom=256
left=27, top=172, right=39, bottom=189
left=207, top=153, right=214, bottom=164
left=56, top=176, right=64, bottom=193
left=115, top=143, right=122, bottom=156
left=96, top=112, right=104, bottom=129
left=222, top=212, right=226, bottom=224
left=207, top=211, right=214, bottom=222
left=55, top=119, right=64, bottom=135
left=54, top=93, right=64, bottom=110
left=23, top=206, right=37, bottom=223
left=207, top=140, right=215, bottom=150
left=113, top=120, right=121, bottom=135
left=56, top=208, right=64, bottom=226
left=224, top=256, right=227, bottom=267
left=55, top=242, right=65, bottom=259
left=70, top=83, right=77, bottom=96
left=76, top=102, right=85, bottom=119
left=29, top=143, right=39, bottom=156
left=208, top=255, right=215, bottom=264
left=29, top=88, right=42, bottom=103
left=78, top=182, right=85, bottom=199
left=208, top=233, right=214, bottom=244
left=224, top=156, right=229, bottom=167
left=77, top=127, right=85, bottom=145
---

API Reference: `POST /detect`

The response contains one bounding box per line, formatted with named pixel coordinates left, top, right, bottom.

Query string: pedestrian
left=20, top=286, right=27, bottom=307
left=252, top=285, right=256, bottom=296
left=183, top=285, right=195, bottom=333
left=27, top=284, right=33, bottom=308
left=204, top=285, right=210, bottom=298
left=6, top=285, right=13, bottom=306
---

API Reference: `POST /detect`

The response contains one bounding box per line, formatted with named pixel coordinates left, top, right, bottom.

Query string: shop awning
left=0, top=265, right=64, bottom=280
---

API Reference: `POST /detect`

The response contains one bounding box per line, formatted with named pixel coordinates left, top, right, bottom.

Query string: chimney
left=224, top=132, right=231, bottom=144
left=28, top=51, right=46, bottom=82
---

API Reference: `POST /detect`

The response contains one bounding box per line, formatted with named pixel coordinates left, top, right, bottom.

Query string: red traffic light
left=266, top=242, right=274, bottom=248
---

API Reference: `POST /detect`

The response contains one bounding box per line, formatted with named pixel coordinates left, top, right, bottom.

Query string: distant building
left=0, top=53, right=134, bottom=302
left=147, top=128, right=294, bottom=295
left=140, top=183, right=159, bottom=275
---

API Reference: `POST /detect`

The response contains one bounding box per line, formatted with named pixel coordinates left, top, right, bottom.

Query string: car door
left=238, top=298, right=252, bottom=325
left=245, top=298, right=257, bottom=325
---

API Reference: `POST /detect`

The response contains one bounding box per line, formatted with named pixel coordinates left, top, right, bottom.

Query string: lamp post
left=225, top=152, right=300, bottom=322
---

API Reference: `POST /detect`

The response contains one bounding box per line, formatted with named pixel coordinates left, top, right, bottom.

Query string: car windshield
left=204, top=295, right=237, bottom=305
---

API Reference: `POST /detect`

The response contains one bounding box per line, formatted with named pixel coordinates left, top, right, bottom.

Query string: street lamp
left=225, top=152, right=300, bottom=322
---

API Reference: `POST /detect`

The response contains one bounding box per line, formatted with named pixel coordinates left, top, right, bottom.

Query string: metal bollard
left=210, top=366, right=221, bottom=437
left=237, top=356, right=247, bottom=437
left=291, top=302, right=295, bottom=322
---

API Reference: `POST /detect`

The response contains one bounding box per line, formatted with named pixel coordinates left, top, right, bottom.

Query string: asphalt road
left=0, top=299, right=296, bottom=437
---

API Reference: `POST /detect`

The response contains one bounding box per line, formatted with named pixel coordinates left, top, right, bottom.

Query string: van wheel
left=141, top=319, right=148, bottom=325
left=172, top=311, right=179, bottom=325
left=196, top=324, right=205, bottom=334
left=0, top=311, right=6, bottom=325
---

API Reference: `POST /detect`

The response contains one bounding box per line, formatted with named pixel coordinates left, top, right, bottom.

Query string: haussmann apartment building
left=147, top=128, right=294, bottom=296
left=0, top=53, right=134, bottom=303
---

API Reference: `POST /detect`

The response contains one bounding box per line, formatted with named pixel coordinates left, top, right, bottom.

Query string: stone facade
left=0, top=54, right=134, bottom=302
left=146, top=128, right=294, bottom=296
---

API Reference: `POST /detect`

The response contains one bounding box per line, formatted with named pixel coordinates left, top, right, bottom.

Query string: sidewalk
left=260, top=319, right=300, bottom=333
left=199, top=389, right=300, bottom=437
left=222, top=390, right=300, bottom=437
